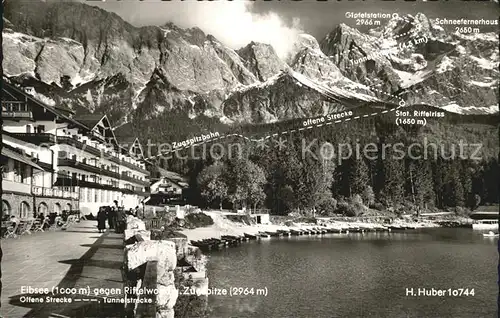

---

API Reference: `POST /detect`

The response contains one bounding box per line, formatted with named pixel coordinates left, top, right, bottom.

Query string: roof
left=119, top=137, right=144, bottom=156
left=156, top=166, right=188, bottom=183
left=1, top=147, right=44, bottom=171
left=119, top=136, right=139, bottom=145
left=2, top=79, right=87, bottom=130
left=74, top=114, right=106, bottom=130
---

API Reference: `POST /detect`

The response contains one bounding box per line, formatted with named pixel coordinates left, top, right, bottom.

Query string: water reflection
left=207, top=228, right=497, bottom=318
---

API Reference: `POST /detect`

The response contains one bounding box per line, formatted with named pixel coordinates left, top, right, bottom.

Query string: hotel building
left=1, top=79, right=150, bottom=218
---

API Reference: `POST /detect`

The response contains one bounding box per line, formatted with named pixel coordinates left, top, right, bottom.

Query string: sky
left=75, top=0, right=499, bottom=57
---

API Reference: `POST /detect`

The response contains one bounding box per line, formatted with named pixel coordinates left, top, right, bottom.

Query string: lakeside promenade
left=1, top=220, right=124, bottom=318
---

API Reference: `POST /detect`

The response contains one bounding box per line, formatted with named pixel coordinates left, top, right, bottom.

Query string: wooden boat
left=244, top=233, right=258, bottom=240
left=388, top=226, right=406, bottom=231
left=482, top=231, right=499, bottom=238
left=265, top=231, right=282, bottom=237
left=277, top=229, right=291, bottom=236
left=290, top=229, right=302, bottom=235
left=259, top=232, right=271, bottom=239
left=191, top=240, right=212, bottom=252
left=221, top=236, right=240, bottom=246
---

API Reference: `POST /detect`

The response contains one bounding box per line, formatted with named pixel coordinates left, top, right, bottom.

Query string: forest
left=146, top=111, right=499, bottom=217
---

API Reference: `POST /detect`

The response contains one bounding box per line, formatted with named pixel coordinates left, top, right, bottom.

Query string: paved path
left=0, top=220, right=125, bottom=318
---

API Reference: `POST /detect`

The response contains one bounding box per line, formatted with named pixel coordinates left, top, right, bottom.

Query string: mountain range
left=2, top=1, right=499, bottom=141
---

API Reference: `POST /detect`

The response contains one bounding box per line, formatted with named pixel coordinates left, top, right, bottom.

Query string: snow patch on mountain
left=290, top=70, right=379, bottom=102
left=469, top=79, right=498, bottom=88
left=70, top=72, right=96, bottom=87
left=469, top=55, right=499, bottom=70
left=436, top=56, right=454, bottom=73
left=442, top=103, right=499, bottom=115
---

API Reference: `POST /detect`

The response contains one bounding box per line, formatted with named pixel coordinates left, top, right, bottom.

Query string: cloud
left=102, top=1, right=303, bottom=59
left=179, top=1, right=304, bottom=58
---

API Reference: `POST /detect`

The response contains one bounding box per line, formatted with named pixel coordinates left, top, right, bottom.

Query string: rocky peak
left=237, top=42, right=288, bottom=81
left=285, top=33, right=322, bottom=64
left=320, top=23, right=400, bottom=91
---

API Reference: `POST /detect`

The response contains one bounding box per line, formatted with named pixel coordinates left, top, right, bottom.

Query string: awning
left=1, top=148, right=44, bottom=171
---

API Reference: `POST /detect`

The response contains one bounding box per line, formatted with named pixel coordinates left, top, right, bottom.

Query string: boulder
left=126, top=217, right=146, bottom=231
left=124, top=229, right=151, bottom=241
left=184, top=246, right=207, bottom=273
left=157, top=270, right=175, bottom=286
left=165, top=237, right=189, bottom=259
left=156, top=284, right=178, bottom=310
left=125, top=240, right=177, bottom=271
left=156, top=309, right=175, bottom=318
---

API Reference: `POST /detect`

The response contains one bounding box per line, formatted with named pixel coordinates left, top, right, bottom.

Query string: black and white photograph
left=0, top=0, right=499, bottom=317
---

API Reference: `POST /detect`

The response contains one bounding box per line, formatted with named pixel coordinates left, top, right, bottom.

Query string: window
left=101, top=190, right=105, bottom=202
left=107, top=190, right=110, bottom=202
left=87, top=188, right=92, bottom=202
left=36, top=125, right=45, bottom=133
left=26, top=125, right=32, bottom=133
left=80, top=188, right=86, bottom=203
left=38, top=202, right=48, bottom=216
left=95, top=189, right=100, bottom=203
left=2, top=200, right=11, bottom=216
left=20, top=201, right=30, bottom=219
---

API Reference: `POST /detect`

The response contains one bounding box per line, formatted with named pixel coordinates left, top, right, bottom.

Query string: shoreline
left=179, top=211, right=446, bottom=243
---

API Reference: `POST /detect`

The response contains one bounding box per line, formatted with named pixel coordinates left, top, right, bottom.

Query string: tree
left=226, top=158, right=266, bottom=210
left=382, top=157, right=405, bottom=207
left=348, top=158, right=369, bottom=196
left=362, top=186, right=375, bottom=207
left=443, top=160, right=465, bottom=207
left=197, top=161, right=228, bottom=210
left=409, top=160, right=435, bottom=209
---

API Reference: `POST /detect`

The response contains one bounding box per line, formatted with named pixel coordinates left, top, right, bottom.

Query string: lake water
left=206, top=229, right=498, bottom=318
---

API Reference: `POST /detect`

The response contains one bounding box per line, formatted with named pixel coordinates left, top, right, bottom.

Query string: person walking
left=115, top=207, right=127, bottom=234
left=106, top=206, right=114, bottom=229
left=97, top=207, right=107, bottom=233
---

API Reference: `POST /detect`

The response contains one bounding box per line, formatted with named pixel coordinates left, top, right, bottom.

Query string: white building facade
left=2, top=79, right=150, bottom=218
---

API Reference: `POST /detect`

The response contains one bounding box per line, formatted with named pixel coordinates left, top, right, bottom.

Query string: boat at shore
left=482, top=231, right=499, bottom=238
left=244, top=233, right=258, bottom=240
left=472, top=220, right=498, bottom=231
left=259, top=232, right=271, bottom=239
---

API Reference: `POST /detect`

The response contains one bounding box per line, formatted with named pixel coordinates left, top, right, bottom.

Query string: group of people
left=96, top=201, right=139, bottom=234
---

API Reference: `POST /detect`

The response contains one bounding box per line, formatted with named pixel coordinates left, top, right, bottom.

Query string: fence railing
left=144, top=218, right=162, bottom=230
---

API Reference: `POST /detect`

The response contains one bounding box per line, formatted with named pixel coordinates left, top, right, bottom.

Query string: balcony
left=3, top=179, right=31, bottom=194
left=121, top=173, right=150, bottom=186
left=121, top=159, right=150, bottom=175
left=57, top=136, right=102, bottom=157
left=57, top=136, right=127, bottom=165
left=10, top=133, right=56, bottom=145
left=58, top=158, right=101, bottom=175
left=32, top=185, right=79, bottom=200
left=56, top=177, right=122, bottom=192
left=2, top=101, right=33, bottom=120
left=58, top=158, right=121, bottom=179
